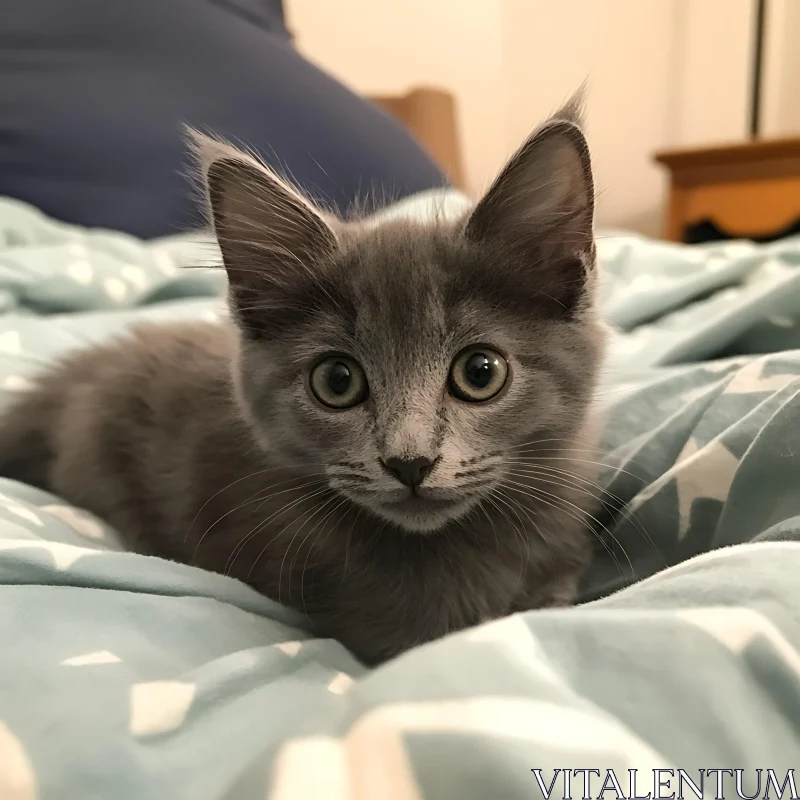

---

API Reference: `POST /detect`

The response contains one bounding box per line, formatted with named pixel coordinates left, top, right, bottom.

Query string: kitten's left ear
left=189, top=130, right=338, bottom=304
left=465, top=95, right=595, bottom=294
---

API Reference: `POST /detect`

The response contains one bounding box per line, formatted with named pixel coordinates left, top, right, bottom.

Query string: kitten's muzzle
left=380, top=456, right=436, bottom=489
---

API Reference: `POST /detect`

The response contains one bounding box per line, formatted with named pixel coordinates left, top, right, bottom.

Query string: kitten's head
left=195, top=97, right=604, bottom=533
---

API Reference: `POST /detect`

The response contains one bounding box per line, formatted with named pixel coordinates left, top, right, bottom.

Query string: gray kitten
left=0, top=97, right=605, bottom=664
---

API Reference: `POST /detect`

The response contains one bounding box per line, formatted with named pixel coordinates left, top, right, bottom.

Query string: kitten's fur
left=0, top=95, right=605, bottom=664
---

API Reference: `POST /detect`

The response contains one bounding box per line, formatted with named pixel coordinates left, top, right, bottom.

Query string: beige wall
left=501, top=0, right=682, bottom=235
left=763, top=0, right=800, bottom=135
left=285, top=0, right=508, bottom=195
left=286, top=0, right=794, bottom=237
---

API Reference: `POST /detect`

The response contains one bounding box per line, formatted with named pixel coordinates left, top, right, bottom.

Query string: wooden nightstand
left=654, top=137, right=800, bottom=243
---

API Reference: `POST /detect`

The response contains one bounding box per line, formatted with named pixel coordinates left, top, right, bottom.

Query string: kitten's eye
left=449, top=346, right=508, bottom=402
left=309, top=355, right=368, bottom=409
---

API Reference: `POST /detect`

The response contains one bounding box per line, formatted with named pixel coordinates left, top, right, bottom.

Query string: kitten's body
left=0, top=98, right=605, bottom=663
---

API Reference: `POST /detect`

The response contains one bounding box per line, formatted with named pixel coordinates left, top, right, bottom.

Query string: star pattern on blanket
left=673, top=439, right=740, bottom=537
left=677, top=358, right=797, bottom=418
left=7, top=505, right=43, bottom=527
left=1, top=375, right=36, bottom=393
left=0, top=721, right=36, bottom=800
left=703, top=357, right=749, bottom=374
left=0, top=331, right=20, bottom=356
left=62, top=650, right=121, bottom=667
left=627, top=437, right=741, bottom=538
left=724, top=359, right=797, bottom=395
left=41, top=505, right=105, bottom=541
left=269, top=697, right=667, bottom=799
left=120, top=264, right=149, bottom=290
left=0, top=539, right=88, bottom=570
left=67, top=260, right=94, bottom=285
left=130, top=681, right=196, bottom=737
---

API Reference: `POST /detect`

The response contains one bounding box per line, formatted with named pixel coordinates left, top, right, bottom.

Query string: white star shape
left=673, top=438, right=740, bottom=537
left=0, top=539, right=87, bottom=570
left=130, top=681, right=196, bottom=737
left=703, top=357, right=749, bottom=374
left=627, top=437, right=740, bottom=538
left=62, top=650, right=121, bottom=666
left=0, top=721, right=36, bottom=800
left=0, top=330, right=20, bottom=355
left=724, top=358, right=796, bottom=395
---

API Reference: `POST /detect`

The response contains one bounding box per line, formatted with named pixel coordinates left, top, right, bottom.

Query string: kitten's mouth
left=367, top=490, right=473, bottom=533
left=385, top=491, right=455, bottom=510
left=338, top=482, right=477, bottom=533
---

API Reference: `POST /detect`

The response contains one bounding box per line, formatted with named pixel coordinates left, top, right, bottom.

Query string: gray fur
left=0, top=96, right=606, bottom=664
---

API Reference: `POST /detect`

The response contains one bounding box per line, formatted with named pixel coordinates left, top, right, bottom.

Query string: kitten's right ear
left=189, top=130, right=338, bottom=303
left=465, top=111, right=594, bottom=258
left=463, top=91, right=595, bottom=312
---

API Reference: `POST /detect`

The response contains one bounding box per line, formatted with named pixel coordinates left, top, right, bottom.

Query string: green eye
left=309, top=355, right=368, bottom=409
left=449, top=346, right=508, bottom=402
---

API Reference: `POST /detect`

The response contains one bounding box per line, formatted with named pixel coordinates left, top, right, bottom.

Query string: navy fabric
left=0, top=0, right=447, bottom=238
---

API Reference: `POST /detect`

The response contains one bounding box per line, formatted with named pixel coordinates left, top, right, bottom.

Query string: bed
left=0, top=192, right=799, bottom=798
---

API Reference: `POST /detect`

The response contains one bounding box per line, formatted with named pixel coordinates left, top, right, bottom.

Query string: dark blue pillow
left=0, top=0, right=446, bottom=238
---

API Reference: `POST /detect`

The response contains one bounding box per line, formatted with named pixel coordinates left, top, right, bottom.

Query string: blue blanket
left=0, top=195, right=798, bottom=799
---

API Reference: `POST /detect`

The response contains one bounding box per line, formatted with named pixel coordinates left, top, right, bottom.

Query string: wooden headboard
left=370, top=87, right=466, bottom=190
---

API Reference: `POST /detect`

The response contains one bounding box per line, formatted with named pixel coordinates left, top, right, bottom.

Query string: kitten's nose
left=382, top=456, right=434, bottom=489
